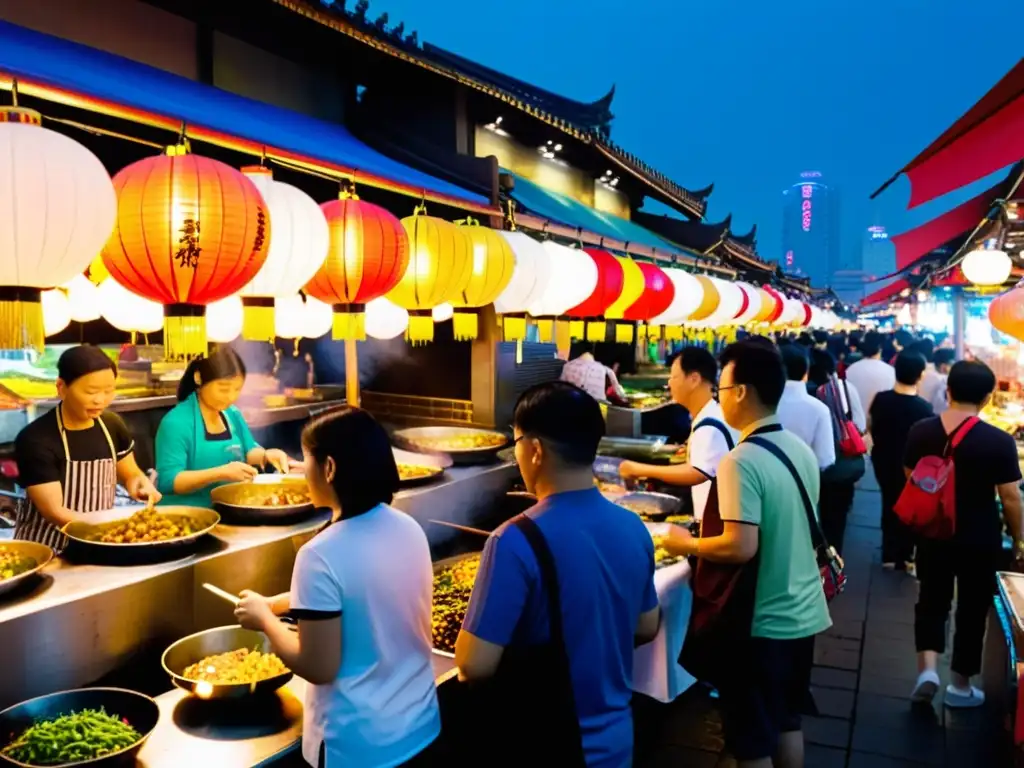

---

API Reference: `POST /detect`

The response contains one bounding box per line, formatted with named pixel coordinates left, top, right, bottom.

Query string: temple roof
left=730, top=223, right=757, bottom=248
left=632, top=212, right=730, bottom=253
left=265, top=0, right=711, bottom=218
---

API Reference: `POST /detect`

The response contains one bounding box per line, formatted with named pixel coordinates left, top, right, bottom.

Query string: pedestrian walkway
left=635, top=477, right=1013, bottom=767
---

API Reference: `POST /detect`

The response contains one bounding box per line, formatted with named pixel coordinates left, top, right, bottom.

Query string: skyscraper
left=781, top=172, right=840, bottom=287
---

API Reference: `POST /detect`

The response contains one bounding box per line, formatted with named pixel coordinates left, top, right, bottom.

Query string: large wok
left=0, top=687, right=159, bottom=767
left=393, top=447, right=448, bottom=488
left=0, top=541, right=53, bottom=598
left=62, top=507, right=219, bottom=560
left=210, top=476, right=315, bottom=524
left=162, top=625, right=293, bottom=700
left=391, top=426, right=509, bottom=466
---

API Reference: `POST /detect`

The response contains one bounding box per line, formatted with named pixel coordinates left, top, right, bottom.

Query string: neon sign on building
left=801, top=185, right=813, bottom=232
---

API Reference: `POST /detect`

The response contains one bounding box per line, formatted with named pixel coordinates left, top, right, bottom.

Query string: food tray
left=210, top=477, right=315, bottom=525
left=63, top=507, right=219, bottom=554
left=0, top=687, right=159, bottom=767
left=431, top=551, right=484, bottom=660
left=393, top=448, right=448, bottom=488
left=162, top=626, right=293, bottom=700
left=615, top=491, right=682, bottom=522
left=0, top=541, right=53, bottom=599
left=392, top=426, right=509, bottom=466
left=597, top=435, right=682, bottom=464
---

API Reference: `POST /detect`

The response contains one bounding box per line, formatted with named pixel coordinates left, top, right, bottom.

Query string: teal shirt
left=154, top=393, right=260, bottom=509
left=717, top=416, right=832, bottom=640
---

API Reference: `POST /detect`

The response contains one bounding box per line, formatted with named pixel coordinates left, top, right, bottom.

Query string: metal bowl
left=597, top=435, right=683, bottom=464
left=0, top=687, right=159, bottom=767
left=63, top=507, right=219, bottom=551
left=615, top=491, right=682, bottom=522
left=392, top=448, right=448, bottom=488
left=210, top=478, right=315, bottom=525
left=0, top=540, right=53, bottom=598
left=391, top=426, right=509, bottom=465
left=162, top=625, right=293, bottom=700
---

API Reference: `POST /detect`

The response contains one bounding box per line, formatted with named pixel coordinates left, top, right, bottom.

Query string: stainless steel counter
left=0, top=461, right=515, bottom=709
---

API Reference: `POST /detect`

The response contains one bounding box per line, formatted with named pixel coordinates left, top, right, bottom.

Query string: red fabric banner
left=891, top=183, right=1000, bottom=271
left=861, top=278, right=909, bottom=308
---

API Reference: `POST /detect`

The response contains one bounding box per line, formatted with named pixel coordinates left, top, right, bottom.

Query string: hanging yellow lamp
left=386, top=205, right=471, bottom=343
left=450, top=218, right=515, bottom=340
left=688, top=276, right=721, bottom=322
left=603, top=257, right=645, bottom=343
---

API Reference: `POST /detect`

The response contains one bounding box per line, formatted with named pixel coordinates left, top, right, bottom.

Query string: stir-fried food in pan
left=0, top=545, right=38, bottom=580
left=432, top=556, right=480, bottom=654
left=182, top=647, right=289, bottom=684
left=409, top=433, right=506, bottom=452
left=397, top=464, right=440, bottom=481
left=651, top=535, right=682, bottom=568
left=1, top=707, right=141, bottom=766
left=229, top=484, right=311, bottom=507
left=89, top=508, right=197, bottom=544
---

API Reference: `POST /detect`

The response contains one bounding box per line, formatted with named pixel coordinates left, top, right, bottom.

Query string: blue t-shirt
left=463, top=488, right=658, bottom=768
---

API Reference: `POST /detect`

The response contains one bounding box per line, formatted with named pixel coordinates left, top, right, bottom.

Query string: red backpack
left=894, top=417, right=979, bottom=539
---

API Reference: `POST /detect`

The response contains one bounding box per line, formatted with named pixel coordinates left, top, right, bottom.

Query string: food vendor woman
left=154, top=348, right=294, bottom=508
left=13, top=346, right=160, bottom=548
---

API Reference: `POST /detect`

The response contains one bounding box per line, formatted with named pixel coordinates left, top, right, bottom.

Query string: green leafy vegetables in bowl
left=1, top=707, right=141, bottom=765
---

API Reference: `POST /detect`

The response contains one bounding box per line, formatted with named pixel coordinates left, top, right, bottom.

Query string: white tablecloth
left=633, top=558, right=695, bottom=703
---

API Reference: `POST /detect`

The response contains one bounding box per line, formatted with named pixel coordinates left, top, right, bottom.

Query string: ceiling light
left=554, top=143, right=563, bottom=152
left=495, top=116, right=503, bottom=125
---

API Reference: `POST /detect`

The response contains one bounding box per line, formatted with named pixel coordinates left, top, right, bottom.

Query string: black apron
left=448, top=514, right=586, bottom=767
left=14, top=405, right=118, bottom=551
left=678, top=423, right=781, bottom=688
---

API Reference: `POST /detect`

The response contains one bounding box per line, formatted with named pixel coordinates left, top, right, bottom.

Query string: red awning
left=890, top=182, right=1000, bottom=271
left=861, top=278, right=910, bottom=308
left=873, top=57, right=1024, bottom=208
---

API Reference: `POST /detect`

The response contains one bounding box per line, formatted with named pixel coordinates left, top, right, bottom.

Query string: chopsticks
left=427, top=519, right=490, bottom=537
left=203, top=582, right=240, bottom=606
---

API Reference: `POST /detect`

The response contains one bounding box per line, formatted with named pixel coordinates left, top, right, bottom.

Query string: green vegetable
left=1, top=707, right=141, bottom=765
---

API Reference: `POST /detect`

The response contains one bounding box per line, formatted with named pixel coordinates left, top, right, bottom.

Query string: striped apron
left=14, top=405, right=118, bottom=551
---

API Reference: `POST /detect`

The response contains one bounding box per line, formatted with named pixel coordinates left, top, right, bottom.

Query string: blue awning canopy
left=505, top=171, right=697, bottom=258
left=0, top=20, right=488, bottom=208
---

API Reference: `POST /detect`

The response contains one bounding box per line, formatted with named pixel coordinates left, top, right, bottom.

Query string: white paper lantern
left=779, top=297, right=803, bottom=326
left=237, top=167, right=330, bottom=338
left=41, top=290, right=71, bottom=337
left=365, top=297, right=409, bottom=340
left=962, top=247, right=1012, bottom=287
left=274, top=294, right=305, bottom=339
left=97, top=278, right=163, bottom=334
left=699, top=278, right=745, bottom=328
left=302, top=296, right=333, bottom=339
left=494, top=232, right=552, bottom=314
left=734, top=282, right=763, bottom=325
left=649, top=268, right=701, bottom=326
left=64, top=274, right=102, bottom=323
left=207, top=295, right=244, bottom=343
left=432, top=303, right=454, bottom=323
left=0, top=108, right=116, bottom=349
left=528, top=241, right=598, bottom=317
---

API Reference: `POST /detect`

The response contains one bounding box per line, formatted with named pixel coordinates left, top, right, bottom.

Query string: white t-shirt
left=919, top=366, right=948, bottom=413
left=776, top=381, right=837, bottom=470
left=291, top=504, right=440, bottom=768
left=687, top=399, right=739, bottom=521
left=845, top=358, right=896, bottom=415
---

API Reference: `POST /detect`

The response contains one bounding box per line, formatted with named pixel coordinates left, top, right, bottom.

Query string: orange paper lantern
left=990, top=288, right=1024, bottom=341
left=303, top=194, right=409, bottom=340
left=102, top=143, right=269, bottom=357
left=688, top=276, right=721, bottom=322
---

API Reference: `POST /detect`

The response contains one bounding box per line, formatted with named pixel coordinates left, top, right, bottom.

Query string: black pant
left=878, top=474, right=913, bottom=564
left=819, top=480, right=855, bottom=556
left=915, top=539, right=998, bottom=677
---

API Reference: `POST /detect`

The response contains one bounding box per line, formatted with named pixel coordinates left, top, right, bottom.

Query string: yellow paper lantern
left=688, top=276, right=721, bottom=322
left=449, top=220, right=514, bottom=340
left=386, top=206, right=471, bottom=343
left=603, top=257, right=645, bottom=343
left=41, top=289, right=71, bottom=337
left=751, top=288, right=776, bottom=324
left=87, top=255, right=109, bottom=285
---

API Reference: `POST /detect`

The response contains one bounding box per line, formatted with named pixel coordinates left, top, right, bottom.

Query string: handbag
left=746, top=437, right=846, bottom=603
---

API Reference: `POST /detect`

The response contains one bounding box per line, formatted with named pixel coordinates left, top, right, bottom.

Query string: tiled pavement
left=634, top=475, right=1014, bottom=767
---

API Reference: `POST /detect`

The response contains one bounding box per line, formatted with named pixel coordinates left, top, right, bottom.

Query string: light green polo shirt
left=717, top=415, right=832, bottom=639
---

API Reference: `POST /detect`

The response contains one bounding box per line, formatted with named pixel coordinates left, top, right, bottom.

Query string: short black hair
left=57, top=345, right=117, bottom=385
left=894, top=351, right=927, bottom=386
left=572, top=340, right=596, bottom=358
left=513, top=381, right=605, bottom=466
left=812, top=330, right=829, bottom=345
left=719, top=341, right=786, bottom=408
left=301, top=407, right=399, bottom=517
left=808, top=348, right=837, bottom=387
left=671, top=346, right=718, bottom=384
left=946, top=360, right=996, bottom=405
left=895, top=329, right=915, bottom=348
left=907, top=338, right=934, bottom=363
left=933, top=348, right=956, bottom=368
left=780, top=343, right=809, bottom=382
left=858, top=339, right=881, bottom=358
left=743, top=335, right=777, bottom=352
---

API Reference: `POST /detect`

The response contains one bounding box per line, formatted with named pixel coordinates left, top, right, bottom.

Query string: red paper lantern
left=800, top=302, right=813, bottom=327
left=624, top=263, right=675, bottom=340
left=564, top=249, right=624, bottom=341
left=102, top=144, right=270, bottom=357
left=303, top=194, right=409, bottom=340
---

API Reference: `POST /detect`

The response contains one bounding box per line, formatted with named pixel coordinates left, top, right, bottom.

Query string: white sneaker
left=911, top=670, right=940, bottom=703
left=944, top=684, right=985, bottom=708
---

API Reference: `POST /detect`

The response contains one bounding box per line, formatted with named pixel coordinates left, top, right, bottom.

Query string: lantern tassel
left=453, top=310, right=479, bottom=341
left=665, top=326, right=683, bottom=342
left=647, top=325, right=662, bottom=340
left=536, top=318, right=554, bottom=343
left=331, top=304, right=366, bottom=341
left=0, top=288, right=43, bottom=352
left=568, top=319, right=586, bottom=340
left=585, top=320, right=607, bottom=343
left=615, top=323, right=635, bottom=344
left=407, top=310, right=434, bottom=345
left=164, top=305, right=207, bottom=360
left=502, top=313, right=527, bottom=342
left=242, top=297, right=275, bottom=342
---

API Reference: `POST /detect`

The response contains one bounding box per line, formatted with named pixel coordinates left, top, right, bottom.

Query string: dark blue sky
left=373, top=0, right=1019, bottom=280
